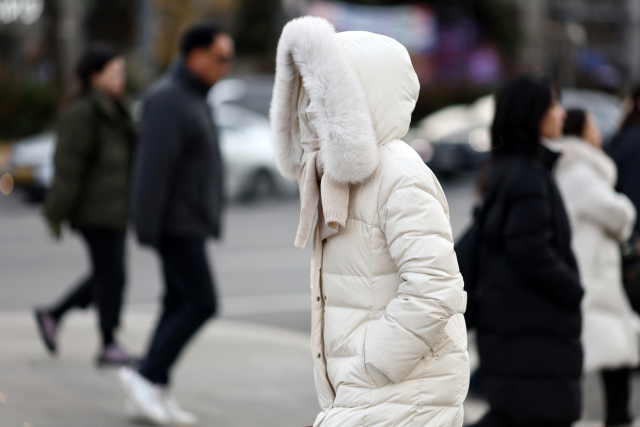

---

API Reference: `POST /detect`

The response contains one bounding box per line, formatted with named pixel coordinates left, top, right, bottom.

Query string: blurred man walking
left=119, top=23, right=233, bottom=426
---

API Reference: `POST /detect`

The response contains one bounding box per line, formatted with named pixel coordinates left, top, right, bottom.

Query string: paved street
left=0, top=173, right=476, bottom=330
left=0, top=173, right=638, bottom=426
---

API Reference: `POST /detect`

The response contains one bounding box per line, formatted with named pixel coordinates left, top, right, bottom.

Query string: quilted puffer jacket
left=270, top=17, right=469, bottom=427
left=551, top=137, right=639, bottom=372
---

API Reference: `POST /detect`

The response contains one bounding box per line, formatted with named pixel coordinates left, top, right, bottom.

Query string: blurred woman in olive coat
left=35, top=45, right=137, bottom=366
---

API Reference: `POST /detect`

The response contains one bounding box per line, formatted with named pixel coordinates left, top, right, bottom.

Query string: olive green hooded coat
left=44, top=89, right=136, bottom=231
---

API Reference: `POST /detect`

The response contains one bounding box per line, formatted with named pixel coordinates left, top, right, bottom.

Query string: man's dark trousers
left=138, top=235, right=217, bottom=385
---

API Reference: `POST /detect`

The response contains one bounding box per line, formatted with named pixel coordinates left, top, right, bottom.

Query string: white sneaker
left=161, top=389, right=198, bottom=426
left=118, top=367, right=170, bottom=426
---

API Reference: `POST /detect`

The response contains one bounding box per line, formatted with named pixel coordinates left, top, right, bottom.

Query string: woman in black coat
left=469, top=75, right=584, bottom=427
left=611, top=84, right=640, bottom=242
left=611, top=86, right=640, bottom=316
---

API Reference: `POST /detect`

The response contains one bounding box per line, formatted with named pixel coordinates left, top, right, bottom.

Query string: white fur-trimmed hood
left=269, top=16, right=419, bottom=184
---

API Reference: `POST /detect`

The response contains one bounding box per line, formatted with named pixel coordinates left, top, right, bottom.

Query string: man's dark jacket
left=133, top=61, right=224, bottom=246
left=44, top=89, right=136, bottom=231
left=611, top=123, right=640, bottom=238
left=475, top=148, right=583, bottom=424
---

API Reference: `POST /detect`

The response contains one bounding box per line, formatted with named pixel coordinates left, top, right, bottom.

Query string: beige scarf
left=294, top=88, right=350, bottom=249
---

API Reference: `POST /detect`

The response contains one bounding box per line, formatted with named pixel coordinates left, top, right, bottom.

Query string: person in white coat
left=270, top=17, right=469, bottom=427
left=550, top=108, right=640, bottom=427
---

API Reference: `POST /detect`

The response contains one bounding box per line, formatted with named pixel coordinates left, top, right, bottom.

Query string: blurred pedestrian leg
left=48, top=230, right=125, bottom=348
left=137, top=236, right=217, bottom=385
left=602, top=368, right=633, bottom=426
left=36, top=45, right=136, bottom=366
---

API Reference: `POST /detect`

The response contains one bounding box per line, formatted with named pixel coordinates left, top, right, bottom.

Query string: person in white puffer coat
left=549, top=108, right=640, bottom=427
left=270, top=17, right=469, bottom=427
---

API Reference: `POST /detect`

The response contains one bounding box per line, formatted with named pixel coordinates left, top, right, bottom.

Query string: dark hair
left=621, top=82, right=640, bottom=130
left=563, top=109, right=587, bottom=137
left=491, top=74, right=558, bottom=158
left=180, top=23, right=223, bottom=57
left=76, top=44, right=120, bottom=94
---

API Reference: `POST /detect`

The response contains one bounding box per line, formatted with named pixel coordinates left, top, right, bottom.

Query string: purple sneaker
left=97, top=343, right=137, bottom=367
left=34, top=309, right=57, bottom=355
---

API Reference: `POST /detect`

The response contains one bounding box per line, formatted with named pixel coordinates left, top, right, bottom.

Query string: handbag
left=455, top=163, right=521, bottom=329
left=621, top=237, right=640, bottom=314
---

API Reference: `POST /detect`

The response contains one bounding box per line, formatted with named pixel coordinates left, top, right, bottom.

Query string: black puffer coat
left=44, top=89, right=136, bottom=231
left=133, top=61, right=224, bottom=246
left=611, top=123, right=640, bottom=238
left=476, top=148, right=584, bottom=424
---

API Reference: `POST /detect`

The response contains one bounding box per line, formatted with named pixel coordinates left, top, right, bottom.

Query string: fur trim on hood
left=269, top=16, right=379, bottom=184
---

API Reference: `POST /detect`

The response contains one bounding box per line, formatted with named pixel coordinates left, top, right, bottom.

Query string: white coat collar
left=547, top=137, right=617, bottom=186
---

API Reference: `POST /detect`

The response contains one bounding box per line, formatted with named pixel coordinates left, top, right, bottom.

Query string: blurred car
left=405, top=95, right=493, bottom=176
left=4, top=85, right=296, bottom=202
left=418, top=94, right=493, bottom=143
left=210, top=75, right=274, bottom=117
left=4, top=132, right=55, bottom=201
left=215, top=102, right=297, bottom=199
left=407, top=88, right=623, bottom=176
left=209, top=76, right=297, bottom=199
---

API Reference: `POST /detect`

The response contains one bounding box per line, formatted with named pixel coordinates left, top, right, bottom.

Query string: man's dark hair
left=563, top=109, right=587, bottom=138
left=180, top=23, right=223, bottom=57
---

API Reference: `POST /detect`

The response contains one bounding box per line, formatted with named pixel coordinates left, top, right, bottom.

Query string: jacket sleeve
left=558, top=163, right=636, bottom=243
left=613, top=130, right=640, bottom=229
left=503, top=168, right=583, bottom=310
left=132, top=92, right=182, bottom=246
left=365, top=159, right=465, bottom=386
left=43, top=104, right=95, bottom=223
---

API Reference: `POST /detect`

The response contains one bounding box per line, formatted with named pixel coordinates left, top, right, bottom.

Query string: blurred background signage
left=305, top=0, right=503, bottom=98
left=306, top=1, right=437, bottom=52
left=1, top=0, right=640, bottom=144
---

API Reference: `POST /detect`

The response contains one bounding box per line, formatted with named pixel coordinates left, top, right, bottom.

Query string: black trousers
left=50, top=230, right=126, bottom=347
left=602, top=368, right=632, bottom=426
left=138, top=235, right=217, bottom=385
left=469, top=410, right=572, bottom=427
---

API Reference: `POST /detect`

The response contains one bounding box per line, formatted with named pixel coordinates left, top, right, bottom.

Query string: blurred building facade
left=518, top=0, right=640, bottom=90
left=3, top=0, right=640, bottom=141
left=0, top=0, right=240, bottom=140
